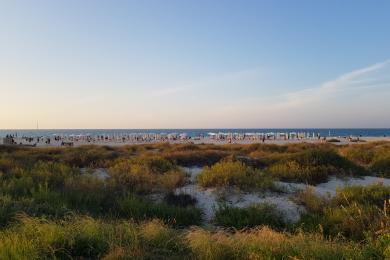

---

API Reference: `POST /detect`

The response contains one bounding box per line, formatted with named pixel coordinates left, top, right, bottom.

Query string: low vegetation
left=197, top=160, right=274, bottom=190
left=341, top=141, right=390, bottom=177
left=0, top=142, right=390, bottom=258
left=214, top=203, right=285, bottom=229
left=268, top=148, right=366, bottom=184
left=108, top=156, right=185, bottom=193
left=296, top=183, right=390, bottom=241
left=0, top=215, right=384, bottom=259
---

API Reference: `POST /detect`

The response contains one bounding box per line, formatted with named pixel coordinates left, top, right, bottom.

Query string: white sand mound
left=278, top=176, right=390, bottom=197
left=175, top=167, right=305, bottom=223
left=176, top=167, right=390, bottom=224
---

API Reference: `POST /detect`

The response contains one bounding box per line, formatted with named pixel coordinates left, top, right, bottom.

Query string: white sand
left=175, top=167, right=390, bottom=224
left=278, top=176, right=390, bottom=197
left=175, top=167, right=305, bottom=223
left=80, top=168, right=110, bottom=180
left=40, top=165, right=390, bottom=224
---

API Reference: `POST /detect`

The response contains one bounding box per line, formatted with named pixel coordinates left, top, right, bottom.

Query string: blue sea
left=1, top=129, right=390, bottom=138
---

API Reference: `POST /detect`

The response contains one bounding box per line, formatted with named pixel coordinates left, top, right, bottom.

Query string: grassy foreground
left=0, top=142, right=389, bottom=259
left=0, top=216, right=383, bottom=259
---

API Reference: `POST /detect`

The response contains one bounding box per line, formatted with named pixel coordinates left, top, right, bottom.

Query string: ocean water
left=1, top=129, right=390, bottom=138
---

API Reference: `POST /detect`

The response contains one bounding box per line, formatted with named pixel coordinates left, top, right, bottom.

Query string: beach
left=2, top=133, right=390, bottom=147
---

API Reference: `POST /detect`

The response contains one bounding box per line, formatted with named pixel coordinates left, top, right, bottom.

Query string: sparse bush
left=140, top=219, right=187, bottom=256
left=332, top=183, right=390, bottom=208
left=268, top=148, right=365, bottom=184
left=214, top=203, right=285, bottom=229
left=164, top=150, right=229, bottom=166
left=371, top=152, right=390, bottom=177
left=297, top=184, right=390, bottom=241
left=197, top=160, right=274, bottom=190
left=294, top=187, right=327, bottom=213
left=186, top=226, right=362, bottom=259
left=109, top=156, right=185, bottom=193
left=0, top=143, right=389, bottom=258
left=117, top=195, right=202, bottom=227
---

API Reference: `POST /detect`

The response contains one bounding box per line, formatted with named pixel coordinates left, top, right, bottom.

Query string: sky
left=0, top=0, right=390, bottom=129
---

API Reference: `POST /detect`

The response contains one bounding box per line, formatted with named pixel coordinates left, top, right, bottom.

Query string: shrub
left=370, top=152, right=390, bottom=177
left=117, top=195, right=202, bottom=227
left=294, top=187, right=327, bottom=213
left=297, top=184, right=390, bottom=241
left=164, top=150, right=228, bottom=166
left=197, top=160, right=274, bottom=190
left=109, top=156, right=185, bottom=193
left=214, top=203, right=285, bottom=229
left=268, top=160, right=331, bottom=184
left=186, top=227, right=362, bottom=259
left=29, top=161, right=79, bottom=189
left=0, top=195, right=70, bottom=227
left=0, top=231, right=40, bottom=259
left=268, top=148, right=365, bottom=184
left=0, top=216, right=119, bottom=259
left=140, top=219, right=187, bottom=256
left=341, top=145, right=376, bottom=166
left=332, top=183, right=390, bottom=208
left=0, top=157, right=17, bottom=173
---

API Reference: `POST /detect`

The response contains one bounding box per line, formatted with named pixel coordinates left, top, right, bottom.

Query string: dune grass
left=108, top=156, right=186, bottom=193
left=268, top=148, right=366, bottom=184
left=1, top=142, right=390, bottom=258
left=0, top=215, right=383, bottom=260
left=214, top=203, right=285, bottom=229
left=197, top=160, right=274, bottom=190
left=186, top=226, right=370, bottom=259
left=296, top=183, right=390, bottom=241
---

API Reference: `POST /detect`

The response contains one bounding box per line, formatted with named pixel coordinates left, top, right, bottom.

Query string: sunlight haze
left=1, top=0, right=390, bottom=129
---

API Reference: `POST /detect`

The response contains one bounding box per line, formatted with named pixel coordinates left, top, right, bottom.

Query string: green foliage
left=164, top=150, right=229, bottom=166
left=0, top=194, right=70, bottom=227
left=117, top=195, right=202, bottom=227
left=370, top=152, right=390, bottom=177
left=109, top=156, right=185, bottom=193
left=296, top=184, right=390, bottom=241
left=0, top=215, right=372, bottom=260
left=214, top=203, right=285, bottom=229
left=197, top=160, right=274, bottom=190
left=186, top=227, right=363, bottom=259
left=0, top=143, right=390, bottom=258
left=268, top=148, right=366, bottom=184
left=0, top=216, right=188, bottom=259
left=333, top=183, right=390, bottom=208
left=341, top=142, right=390, bottom=177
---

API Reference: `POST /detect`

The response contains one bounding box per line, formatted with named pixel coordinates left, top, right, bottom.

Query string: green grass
left=117, top=195, right=202, bottom=227
left=268, top=148, right=366, bottom=184
left=197, top=160, right=274, bottom=190
left=186, top=226, right=368, bottom=259
left=1, top=143, right=390, bottom=258
left=296, top=183, right=390, bottom=241
left=0, top=215, right=381, bottom=260
left=108, top=156, right=185, bottom=193
left=214, top=203, right=285, bottom=229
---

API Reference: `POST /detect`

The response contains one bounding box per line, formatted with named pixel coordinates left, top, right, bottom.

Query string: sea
left=1, top=129, right=390, bottom=138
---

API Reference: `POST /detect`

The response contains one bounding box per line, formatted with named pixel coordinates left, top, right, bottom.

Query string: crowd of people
left=1, top=131, right=331, bottom=147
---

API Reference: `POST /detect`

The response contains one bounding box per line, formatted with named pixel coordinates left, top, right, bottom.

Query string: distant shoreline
left=2, top=135, right=390, bottom=147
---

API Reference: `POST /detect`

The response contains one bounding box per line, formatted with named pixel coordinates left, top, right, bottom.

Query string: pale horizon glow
left=1, top=1, right=390, bottom=129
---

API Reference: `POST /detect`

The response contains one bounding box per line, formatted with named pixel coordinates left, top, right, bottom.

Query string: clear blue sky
left=1, top=0, right=389, bottom=128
